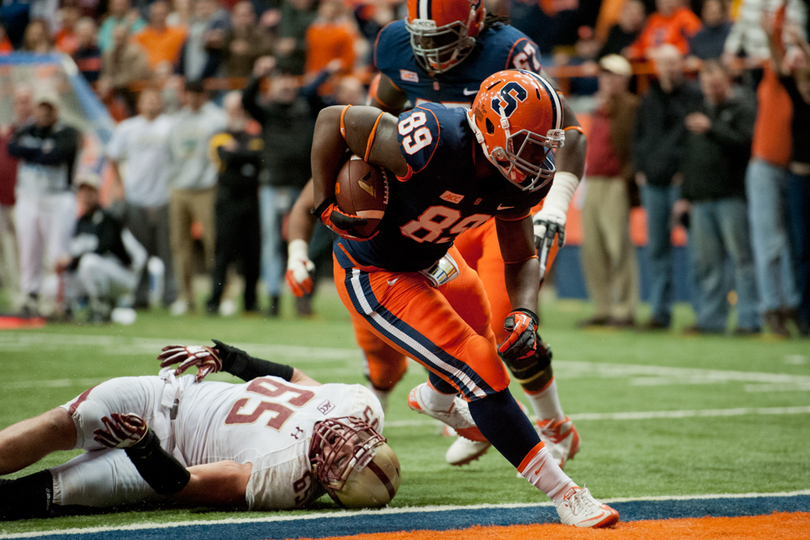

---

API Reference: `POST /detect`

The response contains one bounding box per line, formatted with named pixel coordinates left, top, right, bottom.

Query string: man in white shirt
left=166, top=80, right=227, bottom=315
left=0, top=341, right=400, bottom=519
left=107, top=88, right=177, bottom=309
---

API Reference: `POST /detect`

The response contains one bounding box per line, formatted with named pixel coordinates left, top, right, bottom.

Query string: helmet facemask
left=310, top=417, right=395, bottom=507
left=490, top=127, right=565, bottom=192
left=406, top=17, right=477, bottom=74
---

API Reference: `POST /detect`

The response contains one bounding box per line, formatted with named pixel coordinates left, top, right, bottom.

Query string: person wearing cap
left=54, top=174, right=147, bottom=323
left=7, top=89, right=81, bottom=317
left=578, top=55, right=640, bottom=328
left=166, top=79, right=227, bottom=316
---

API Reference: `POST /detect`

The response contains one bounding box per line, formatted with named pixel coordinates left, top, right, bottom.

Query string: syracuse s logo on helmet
left=490, top=81, right=530, bottom=118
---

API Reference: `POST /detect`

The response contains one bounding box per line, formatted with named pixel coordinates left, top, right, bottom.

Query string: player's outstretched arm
left=94, top=414, right=251, bottom=507
left=532, top=75, right=586, bottom=280
left=158, top=341, right=321, bottom=386
left=172, top=461, right=252, bottom=507
left=496, top=214, right=541, bottom=312
left=287, top=180, right=318, bottom=296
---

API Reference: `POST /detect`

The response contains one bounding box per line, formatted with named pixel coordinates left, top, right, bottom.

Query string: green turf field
left=1, top=289, right=809, bottom=535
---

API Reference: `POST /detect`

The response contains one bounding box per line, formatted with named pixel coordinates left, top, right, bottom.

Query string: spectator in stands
left=632, top=44, right=703, bottom=330
left=0, top=24, right=13, bottom=53
left=0, top=88, right=32, bottom=304
left=767, top=17, right=810, bottom=336
left=167, top=80, right=227, bottom=316
left=723, top=0, right=807, bottom=65
left=133, top=1, right=188, bottom=70
left=22, top=18, right=54, bottom=53
left=97, top=0, right=145, bottom=52
left=7, top=90, right=80, bottom=317
left=98, top=24, right=151, bottom=116
left=73, top=18, right=102, bottom=84
left=506, top=0, right=583, bottom=58
left=55, top=4, right=82, bottom=54
left=206, top=91, right=262, bottom=315
left=176, top=0, right=230, bottom=81
left=242, top=57, right=314, bottom=316
left=54, top=174, right=147, bottom=323
left=305, top=0, right=355, bottom=93
left=627, top=0, right=702, bottom=60
left=579, top=55, right=640, bottom=328
left=678, top=60, right=759, bottom=334
left=221, top=1, right=274, bottom=78
left=743, top=45, right=799, bottom=337
left=276, top=0, right=318, bottom=75
left=167, top=0, right=193, bottom=27
left=555, top=26, right=601, bottom=96
left=0, top=1, right=31, bottom=48
left=687, top=0, right=731, bottom=62
left=107, top=88, right=177, bottom=309
left=598, top=0, right=647, bottom=59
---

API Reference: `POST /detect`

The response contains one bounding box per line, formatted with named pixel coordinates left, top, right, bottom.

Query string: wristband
left=312, top=196, right=335, bottom=219
left=213, top=340, right=295, bottom=382
left=125, top=428, right=190, bottom=496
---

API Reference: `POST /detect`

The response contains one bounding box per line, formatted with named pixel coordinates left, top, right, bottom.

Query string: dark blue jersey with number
left=337, top=104, right=549, bottom=272
left=374, top=20, right=543, bottom=109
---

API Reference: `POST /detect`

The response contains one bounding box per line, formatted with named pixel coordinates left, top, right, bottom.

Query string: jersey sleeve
left=506, top=36, right=543, bottom=74
left=396, top=105, right=443, bottom=175
left=245, top=442, right=319, bottom=510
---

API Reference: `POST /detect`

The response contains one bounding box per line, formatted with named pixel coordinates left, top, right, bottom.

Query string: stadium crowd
left=0, top=0, right=807, bottom=337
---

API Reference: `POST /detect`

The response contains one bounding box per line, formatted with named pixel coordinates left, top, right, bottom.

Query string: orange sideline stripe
left=294, top=512, right=810, bottom=540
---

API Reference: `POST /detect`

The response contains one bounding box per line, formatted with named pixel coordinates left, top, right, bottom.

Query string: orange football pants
left=334, top=243, right=510, bottom=400
left=348, top=206, right=559, bottom=391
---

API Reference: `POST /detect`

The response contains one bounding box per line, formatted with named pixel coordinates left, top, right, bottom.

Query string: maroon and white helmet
left=310, top=417, right=401, bottom=508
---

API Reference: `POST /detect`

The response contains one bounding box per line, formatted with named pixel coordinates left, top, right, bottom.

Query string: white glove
left=286, top=239, right=315, bottom=297
left=532, top=171, right=579, bottom=281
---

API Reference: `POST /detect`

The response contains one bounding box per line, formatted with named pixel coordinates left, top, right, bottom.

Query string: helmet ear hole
left=485, top=118, right=495, bottom=134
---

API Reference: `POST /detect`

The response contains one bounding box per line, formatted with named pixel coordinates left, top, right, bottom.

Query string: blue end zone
left=24, top=494, right=810, bottom=540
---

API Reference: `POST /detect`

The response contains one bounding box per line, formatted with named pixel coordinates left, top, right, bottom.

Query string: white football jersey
left=173, top=376, right=384, bottom=510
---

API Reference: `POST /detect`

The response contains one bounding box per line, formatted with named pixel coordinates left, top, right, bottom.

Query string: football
left=335, top=157, right=389, bottom=238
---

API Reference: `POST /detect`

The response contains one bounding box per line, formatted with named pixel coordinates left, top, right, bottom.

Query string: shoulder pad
left=396, top=105, right=442, bottom=174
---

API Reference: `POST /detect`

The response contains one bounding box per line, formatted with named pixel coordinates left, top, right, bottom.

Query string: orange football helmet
left=405, top=0, right=485, bottom=74
left=467, top=70, right=565, bottom=192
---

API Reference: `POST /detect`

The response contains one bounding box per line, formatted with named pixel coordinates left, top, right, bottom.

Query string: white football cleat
left=445, top=436, right=491, bottom=466
left=536, top=416, right=580, bottom=469
left=555, top=486, right=619, bottom=528
left=408, top=384, right=487, bottom=442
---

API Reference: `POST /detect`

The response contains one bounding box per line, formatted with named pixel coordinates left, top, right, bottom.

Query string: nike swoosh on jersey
left=462, top=88, right=477, bottom=96
left=497, top=204, right=514, bottom=210
left=387, top=278, right=399, bottom=286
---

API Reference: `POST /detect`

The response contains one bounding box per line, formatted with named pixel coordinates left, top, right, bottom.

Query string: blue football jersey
left=338, top=104, right=549, bottom=272
left=374, top=20, right=543, bottom=109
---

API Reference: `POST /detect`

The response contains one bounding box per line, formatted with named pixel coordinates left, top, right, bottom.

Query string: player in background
left=287, top=0, right=585, bottom=467
left=0, top=341, right=399, bottom=520
left=308, top=70, right=619, bottom=528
